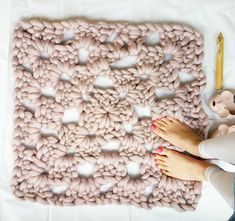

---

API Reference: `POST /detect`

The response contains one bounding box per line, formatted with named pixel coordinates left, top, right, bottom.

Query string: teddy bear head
left=209, top=94, right=229, bottom=118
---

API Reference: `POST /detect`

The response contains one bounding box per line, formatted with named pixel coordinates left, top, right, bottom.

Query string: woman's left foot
left=150, top=116, right=202, bottom=157
left=153, top=147, right=212, bottom=181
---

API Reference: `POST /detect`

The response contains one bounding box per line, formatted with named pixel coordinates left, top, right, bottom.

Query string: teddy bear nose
left=212, top=101, right=216, bottom=106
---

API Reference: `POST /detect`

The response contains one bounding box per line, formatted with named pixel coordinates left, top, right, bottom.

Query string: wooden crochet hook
left=209, top=33, right=235, bottom=118
left=215, top=32, right=224, bottom=91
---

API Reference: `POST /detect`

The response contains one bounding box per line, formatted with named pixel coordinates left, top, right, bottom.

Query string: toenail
left=157, top=147, right=163, bottom=153
left=150, top=124, right=157, bottom=130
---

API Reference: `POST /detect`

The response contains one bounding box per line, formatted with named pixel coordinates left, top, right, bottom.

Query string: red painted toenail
left=157, top=147, right=163, bottom=153
left=150, top=124, right=157, bottom=130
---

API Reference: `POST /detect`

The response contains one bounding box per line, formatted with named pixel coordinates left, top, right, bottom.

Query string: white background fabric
left=1, top=0, right=235, bottom=220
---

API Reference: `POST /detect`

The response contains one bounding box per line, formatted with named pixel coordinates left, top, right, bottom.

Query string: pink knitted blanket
left=11, top=18, right=208, bottom=211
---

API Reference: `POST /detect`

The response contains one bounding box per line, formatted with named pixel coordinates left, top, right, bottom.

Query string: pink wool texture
left=11, top=18, right=208, bottom=211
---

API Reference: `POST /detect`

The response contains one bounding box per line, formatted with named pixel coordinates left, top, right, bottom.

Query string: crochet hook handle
left=216, top=32, right=224, bottom=91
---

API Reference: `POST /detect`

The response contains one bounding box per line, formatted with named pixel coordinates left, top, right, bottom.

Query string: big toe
left=155, top=146, right=173, bottom=156
left=150, top=124, right=166, bottom=137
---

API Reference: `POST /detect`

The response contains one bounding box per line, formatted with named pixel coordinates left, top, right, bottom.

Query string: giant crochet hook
left=215, top=32, right=224, bottom=90
left=209, top=33, right=235, bottom=118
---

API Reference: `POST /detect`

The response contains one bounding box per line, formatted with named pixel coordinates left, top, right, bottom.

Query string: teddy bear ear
left=221, top=90, right=233, bottom=100
left=219, top=108, right=230, bottom=118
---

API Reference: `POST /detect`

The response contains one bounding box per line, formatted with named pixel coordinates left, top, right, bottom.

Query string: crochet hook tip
left=217, top=32, right=224, bottom=44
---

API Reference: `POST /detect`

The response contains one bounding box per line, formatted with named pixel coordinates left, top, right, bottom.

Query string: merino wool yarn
left=11, top=18, right=208, bottom=211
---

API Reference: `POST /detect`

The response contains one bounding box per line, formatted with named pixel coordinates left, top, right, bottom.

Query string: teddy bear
left=210, top=124, right=235, bottom=138
left=209, top=90, right=235, bottom=118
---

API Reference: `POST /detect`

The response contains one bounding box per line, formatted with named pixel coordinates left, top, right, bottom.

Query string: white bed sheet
left=1, top=0, right=235, bottom=220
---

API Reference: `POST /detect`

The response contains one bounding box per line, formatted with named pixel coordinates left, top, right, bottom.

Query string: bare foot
left=153, top=147, right=211, bottom=181
left=150, top=116, right=202, bottom=157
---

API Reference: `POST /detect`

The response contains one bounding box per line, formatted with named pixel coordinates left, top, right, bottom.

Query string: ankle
left=191, top=138, right=202, bottom=155
left=195, top=161, right=211, bottom=181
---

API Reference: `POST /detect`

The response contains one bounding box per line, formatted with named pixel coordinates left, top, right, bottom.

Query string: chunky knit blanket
left=11, top=18, right=208, bottom=211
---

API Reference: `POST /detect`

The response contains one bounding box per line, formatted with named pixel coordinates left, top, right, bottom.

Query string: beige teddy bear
left=209, top=90, right=235, bottom=118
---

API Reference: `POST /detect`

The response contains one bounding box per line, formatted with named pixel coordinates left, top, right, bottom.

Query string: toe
left=150, top=123, right=157, bottom=131
left=156, top=146, right=171, bottom=156
left=156, top=159, right=168, bottom=166
left=161, top=117, right=172, bottom=125
left=166, top=116, right=177, bottom=122
left=156, top=129, right=166, bottom=138
left=157, top=123, right=167, bottom=131
left=152, top=117, right=165, bottom=124
left=153, top=155, right=168, bottom=166
left=155, top=153, right=168, bottom=162
left=151, top=120, right=166, bottom=130
left=152, top=118, right=160, bottom=124
left=157, top=119, right=168, bottom=127
left=161, top=169, right=171, bottom=177
left=152, top=126, right=165, bottom=137
left=158, top=164, right=169, bottom=171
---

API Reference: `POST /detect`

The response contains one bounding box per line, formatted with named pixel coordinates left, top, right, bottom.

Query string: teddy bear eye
left=212, top=101, right=216, bottom=106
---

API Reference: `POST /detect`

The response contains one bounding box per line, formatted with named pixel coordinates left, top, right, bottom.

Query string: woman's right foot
left=150, top=116, right=202, bottom=157
left=153, top=147, right=211, bottom=181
